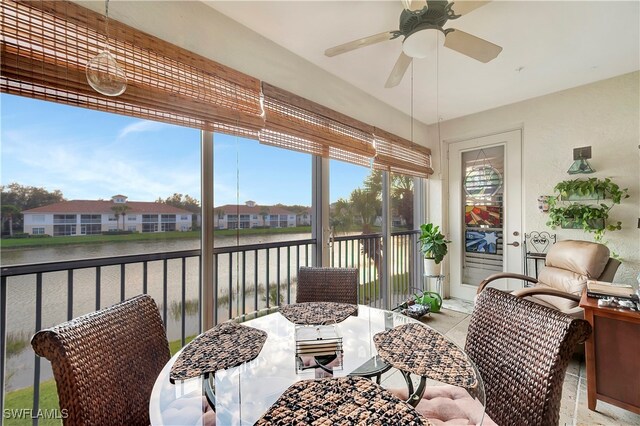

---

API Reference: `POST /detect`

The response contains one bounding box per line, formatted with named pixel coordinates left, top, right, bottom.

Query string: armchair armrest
left=477, top=273, right=539, bottom=294
left=511, top=287, right=581, bottom=303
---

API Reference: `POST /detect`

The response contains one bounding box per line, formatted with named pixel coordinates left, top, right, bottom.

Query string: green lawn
left=0, top=226, right=312, bottom=250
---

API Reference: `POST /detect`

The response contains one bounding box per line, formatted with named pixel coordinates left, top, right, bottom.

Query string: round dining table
left=149, top=304, right=485, bottom=425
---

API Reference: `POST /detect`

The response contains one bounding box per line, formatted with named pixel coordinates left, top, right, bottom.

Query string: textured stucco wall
left=429, top=72, right=640, bottom=283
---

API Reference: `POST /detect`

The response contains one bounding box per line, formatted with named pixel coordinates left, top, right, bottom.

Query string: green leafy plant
left=417, top=223, right=450, bottom=264
left=553, top=177, right=628, bottom=202
left=547, top=177, right=629, bottom=242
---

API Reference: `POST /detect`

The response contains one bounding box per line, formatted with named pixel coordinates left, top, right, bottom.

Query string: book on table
left=586, top=280, right=638, bottom=301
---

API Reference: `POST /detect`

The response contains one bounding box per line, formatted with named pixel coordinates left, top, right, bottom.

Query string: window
left=128, top=215, right=137, bottom=221
left=180, top=215, right=189, bottom=221
left=127, top=225, right=137, bottom=232
left=161, top=223, right=176, bottom=232
left=108, top=215, right=117, bottom=222
left=142, top=214, right=158, bottom=223
left=32, top=227, right=44, bottom=235
left=53, top=214, right=76, bottom=224
left=81, top=214, right=101, bottom=224
left=142, top=223, right=158, bottom=233
left=462, top=146, right=505, bottom=284
left=53, top=224, right=76, bottom=236
left=161, top=214, right=176, bottom=223
left=32, top=215, right=45, bottom=223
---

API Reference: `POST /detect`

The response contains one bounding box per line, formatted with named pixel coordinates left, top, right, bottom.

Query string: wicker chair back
left=465, top=288, right=591, bottom=426
left=31, top=294, right=170, bottom=425
left=296, top=267, right=358, bottom=305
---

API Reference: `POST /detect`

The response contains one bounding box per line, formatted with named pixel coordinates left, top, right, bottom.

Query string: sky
left=1, top=94, right=370, bottom=207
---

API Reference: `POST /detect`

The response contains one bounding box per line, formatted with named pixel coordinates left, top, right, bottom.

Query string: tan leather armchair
left=477, top=240, right=620, bottom=318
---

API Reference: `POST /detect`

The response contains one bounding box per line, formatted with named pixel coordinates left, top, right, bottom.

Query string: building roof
left=23, top=200, right=192, bottom=215
left=215, top=204, right=297, bottom=216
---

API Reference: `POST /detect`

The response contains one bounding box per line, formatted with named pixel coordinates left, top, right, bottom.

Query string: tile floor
left=380, top=300, right=640, bottom=426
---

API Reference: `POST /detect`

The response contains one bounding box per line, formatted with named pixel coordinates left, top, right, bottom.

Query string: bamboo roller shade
left=1, top=0, right=432, bottom=177
left=0, top=0, right=263, bottom=137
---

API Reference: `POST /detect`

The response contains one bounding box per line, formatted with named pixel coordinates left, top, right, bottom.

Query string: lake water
left=2, top=232, right=320, bottom=391
left=2, top=231, right=395, bottom=391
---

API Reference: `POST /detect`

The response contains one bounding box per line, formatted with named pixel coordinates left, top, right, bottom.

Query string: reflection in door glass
left=462, top=146, right=504, bottom=284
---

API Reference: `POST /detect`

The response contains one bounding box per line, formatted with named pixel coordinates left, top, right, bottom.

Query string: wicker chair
left=31, top=294, right=170, bottom=425
left=465, top=288, right=591, bottom=425
left=296, top=266, right=358, bottom=304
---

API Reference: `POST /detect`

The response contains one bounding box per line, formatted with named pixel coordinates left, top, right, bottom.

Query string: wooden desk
left=580, top=291, right=640, bottom=414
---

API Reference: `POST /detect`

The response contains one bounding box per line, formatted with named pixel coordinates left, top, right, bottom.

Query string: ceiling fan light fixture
left=402, top=30, right=439, bottom=59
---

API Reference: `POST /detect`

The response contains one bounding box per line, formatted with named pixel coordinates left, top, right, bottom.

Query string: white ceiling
left=205, top=1, right=640, bottom=125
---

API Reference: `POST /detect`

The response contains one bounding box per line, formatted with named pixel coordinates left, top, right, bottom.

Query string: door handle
left=507, top=241, right=520, bottom=247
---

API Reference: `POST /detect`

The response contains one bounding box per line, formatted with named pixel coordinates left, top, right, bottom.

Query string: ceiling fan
left=324, top=0, right=502, bottom=88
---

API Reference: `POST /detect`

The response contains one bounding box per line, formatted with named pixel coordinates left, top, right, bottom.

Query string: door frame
left=443, top=128, right=524, bottom=300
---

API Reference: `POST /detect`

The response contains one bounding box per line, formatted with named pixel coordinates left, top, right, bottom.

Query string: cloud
left=1, top=130, right=200, bottom=202
left=117, top=120, right=168, bottom=139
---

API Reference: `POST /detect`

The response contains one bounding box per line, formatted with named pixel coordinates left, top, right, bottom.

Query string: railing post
left=32, top=273, right=43, bottom=426
left=1, top=276, right=6, bottom=419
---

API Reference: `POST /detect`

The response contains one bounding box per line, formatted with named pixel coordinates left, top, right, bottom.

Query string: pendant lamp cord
left=104, top=0, right=111, bottom=51
left=410, top=61, right=414, bottom=143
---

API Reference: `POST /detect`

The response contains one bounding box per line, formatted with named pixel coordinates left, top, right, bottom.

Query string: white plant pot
left=424, top=258, right=441, bottom=276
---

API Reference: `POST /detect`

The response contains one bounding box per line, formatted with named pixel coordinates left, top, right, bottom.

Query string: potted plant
left=418, top=223, right=450, bottom=276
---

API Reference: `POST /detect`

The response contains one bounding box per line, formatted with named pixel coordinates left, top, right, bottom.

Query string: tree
left=350, top=188, right=380, bottom=227
left=1, top=183, right=65, bottom=234
left=111, top=205, right=131, bottom=231
left=391, top=174, right=414, bottom=230
left=157, top=193, right=201, bottom=214
left=1, top=204, right=20, bottom=237
left=259, top=206, right=270, bottom=227
left=329, top=198, right=353, bottom=234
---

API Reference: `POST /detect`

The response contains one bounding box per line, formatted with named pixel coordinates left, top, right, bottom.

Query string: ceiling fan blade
left=444, top=29, right=502, bottom=63
left=402, top=0, right=426, bottom=10
left=325, top=31, right=395, bottom=57
left=385, top=52, right=413, bottom=88
left=451, top=1, right=491, bottom=16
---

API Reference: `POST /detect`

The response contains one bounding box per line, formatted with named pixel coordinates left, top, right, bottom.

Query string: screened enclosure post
left=312, top=155, right=329, bottom=266
left=201, top=130, right=215, bottom=330
left=382, top=171, right=391, bottom=310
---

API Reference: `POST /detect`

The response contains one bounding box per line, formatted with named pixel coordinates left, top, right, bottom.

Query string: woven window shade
left=260, top=82, right=375, bottom=166
left=0, top=0, right=264, bottom=137
left=373, top=127, right=433, bottom=178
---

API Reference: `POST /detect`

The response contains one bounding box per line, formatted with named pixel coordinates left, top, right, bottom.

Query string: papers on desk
left=586, top=280, right=638, bottom=301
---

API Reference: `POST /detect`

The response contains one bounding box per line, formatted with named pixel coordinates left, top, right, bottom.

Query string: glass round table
left=150, top=305, right=486, bottom=425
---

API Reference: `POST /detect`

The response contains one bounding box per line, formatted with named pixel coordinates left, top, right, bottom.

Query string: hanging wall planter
left=546, top=177, right=629, bottom=242
left=560, top=217, right=606, bottom=230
